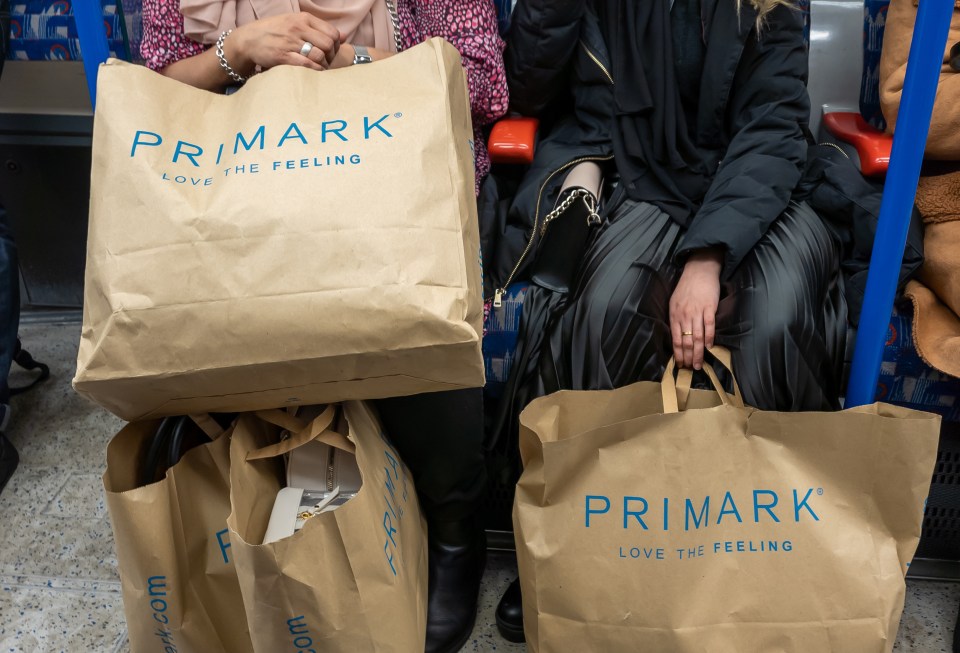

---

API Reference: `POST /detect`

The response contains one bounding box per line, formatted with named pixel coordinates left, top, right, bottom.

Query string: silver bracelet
left=216, top=30, right=248, bottom=84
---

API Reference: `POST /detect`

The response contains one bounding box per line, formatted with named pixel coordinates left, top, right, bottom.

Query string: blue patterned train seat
left=6, top=0, right=132, bottom=61
left=482, top=283, right=527, bottom=399
left=861, top=0, right=890, bottom=130
left=878, top=304, right=960, bottom=421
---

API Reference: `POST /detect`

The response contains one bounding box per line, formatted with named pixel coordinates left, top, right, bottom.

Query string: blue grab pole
left=845, top=0, right=954, bottom=407
left=73, top=0, right=111, bottom=109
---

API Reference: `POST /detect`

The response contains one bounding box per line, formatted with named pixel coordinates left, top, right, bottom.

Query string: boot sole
left=431, top=609, right=478, bottom=653
left=495, top=614, right=526, bottom=644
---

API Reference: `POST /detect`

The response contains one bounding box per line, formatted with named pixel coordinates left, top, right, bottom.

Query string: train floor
left=0, top=320, right=957, bottom=652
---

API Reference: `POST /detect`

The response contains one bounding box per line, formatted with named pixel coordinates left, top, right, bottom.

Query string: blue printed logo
left=380, top=431, right=411, bottom=577
left=146, top=575, right=178, bottom=650
left=127, top=114, right=404, bottom=189
left=583, top=487, right=824, bottom=563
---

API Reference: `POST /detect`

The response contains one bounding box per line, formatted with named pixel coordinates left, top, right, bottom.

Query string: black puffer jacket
left=482, top=4, right=615, bottom=297
left=485, top=0, right=811, bottom=294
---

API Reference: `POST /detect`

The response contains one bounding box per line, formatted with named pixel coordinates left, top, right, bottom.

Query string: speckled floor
left=0, top=322, right=957, bottom=652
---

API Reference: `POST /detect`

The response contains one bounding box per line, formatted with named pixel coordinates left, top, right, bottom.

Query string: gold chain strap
left=818, top=141, right=851, bottom=160
left=540, top=188, right=601, bottom=236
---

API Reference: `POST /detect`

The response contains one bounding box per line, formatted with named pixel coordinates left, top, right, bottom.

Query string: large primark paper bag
left=514, top=350, right=941, bottom=653
left=227, top=402, right=427, bottom=652
left=74, top=38, right=484, bottom=421
left=103, top=416, right=253, bottom=653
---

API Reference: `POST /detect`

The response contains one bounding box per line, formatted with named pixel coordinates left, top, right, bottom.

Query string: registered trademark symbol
left=817, top=488, right=824, bottom=496
left=394, top=113, right=403, bottom=119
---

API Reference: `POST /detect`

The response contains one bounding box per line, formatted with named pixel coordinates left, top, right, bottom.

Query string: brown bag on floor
left=74, top=38, right=484, bottom=421
left=227, top=402, right=427, bottom=652
left=514, top=349, right=941, bottom=653
left=103, top=416, right=253, bottom=653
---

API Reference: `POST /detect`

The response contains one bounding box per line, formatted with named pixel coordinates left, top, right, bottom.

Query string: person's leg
left=374, top=388, right=485, bottom=653
left=715, top=200, right=847, bottom=411
left=542, top=200, right=683, bottom=392
left=0, top=201, right=20, bottom=494
left=497, top=200, right=683, bottom=642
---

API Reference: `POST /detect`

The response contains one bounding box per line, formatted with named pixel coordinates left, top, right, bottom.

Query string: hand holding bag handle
left=661, top=346, right=745, bottom=413
left=247, top=405, right=356, bottom=461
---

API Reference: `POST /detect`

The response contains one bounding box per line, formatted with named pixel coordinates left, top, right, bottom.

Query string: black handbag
left=530, top=187, right=601, bottom=293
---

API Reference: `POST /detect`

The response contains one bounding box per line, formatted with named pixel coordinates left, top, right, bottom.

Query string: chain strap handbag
left=530, top=186, right=602, bottom=293
left=530, top=161, right=606, bottom=293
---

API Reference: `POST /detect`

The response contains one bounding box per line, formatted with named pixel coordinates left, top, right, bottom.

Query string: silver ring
left=299, top=42, right=314, bottom=57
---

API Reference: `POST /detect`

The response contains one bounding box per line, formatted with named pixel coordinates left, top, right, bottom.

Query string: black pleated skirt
left=504, top=196, right=847, bottom=426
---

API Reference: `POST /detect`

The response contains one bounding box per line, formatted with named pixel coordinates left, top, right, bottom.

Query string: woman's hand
left=669, top=249, right=723, bottom=370
left=226, top=14, right=343, bottom=75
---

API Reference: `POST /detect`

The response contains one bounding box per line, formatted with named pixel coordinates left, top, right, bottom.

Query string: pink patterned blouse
left=140, top=0, right=509, bottom=189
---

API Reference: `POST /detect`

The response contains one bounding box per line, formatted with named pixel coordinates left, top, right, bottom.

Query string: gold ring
left=681, top=331, right=693, bottom=336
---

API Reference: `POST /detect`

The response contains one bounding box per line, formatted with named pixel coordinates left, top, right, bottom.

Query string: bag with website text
left=514, top=349, right=940, bottom=653
left=74, top=38, right=483, bottom=421
left=103, top=415, right=253, bottom=653
left=227, top=401, right=427, bottom=653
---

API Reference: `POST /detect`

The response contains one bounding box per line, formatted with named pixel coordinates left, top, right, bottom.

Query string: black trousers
left=374, top=388, right=486, bottom=524
left=538, top=198, right=847, bottom=411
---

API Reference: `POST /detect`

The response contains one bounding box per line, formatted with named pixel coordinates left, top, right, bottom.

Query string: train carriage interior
left=0, top=0, right=958, bottom=649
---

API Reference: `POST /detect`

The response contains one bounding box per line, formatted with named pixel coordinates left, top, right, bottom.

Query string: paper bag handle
left=661, top=346, right=744, bottom=413
left=247, top=406, right=356, bottom=461
left=188, top=413, right=226, bottom=439
left=674, top=368, right=694, bottom=411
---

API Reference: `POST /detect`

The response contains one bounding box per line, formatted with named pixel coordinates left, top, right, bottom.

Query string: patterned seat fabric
left=6, top=0, right=131, bottom=60
left=878, top=304, right=960, bottom=420
left=482, top=283, right=527, bottom=399
left=861, top=0, right=891, bottom=130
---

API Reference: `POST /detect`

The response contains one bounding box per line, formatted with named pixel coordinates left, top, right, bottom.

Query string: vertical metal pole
left=845, top=0, right=954, bottom=407
left=73, top=0, right=111, bottom=109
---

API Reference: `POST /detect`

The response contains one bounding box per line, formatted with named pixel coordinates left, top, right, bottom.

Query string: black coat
left=485, top=0, right=811, bottom=294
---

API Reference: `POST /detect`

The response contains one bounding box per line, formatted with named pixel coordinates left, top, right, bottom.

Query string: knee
left=760, top=277, right=806, bottom=333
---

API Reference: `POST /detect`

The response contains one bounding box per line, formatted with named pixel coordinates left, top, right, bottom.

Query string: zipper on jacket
left=493, top=155, right=614, bottom=307
left=579, top=41, right=614, bottom=86
left=490, top=41, right=615, bottom=307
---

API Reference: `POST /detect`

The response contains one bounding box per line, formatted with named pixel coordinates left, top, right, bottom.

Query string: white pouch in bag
left=263, top=406, right=362, bottom=544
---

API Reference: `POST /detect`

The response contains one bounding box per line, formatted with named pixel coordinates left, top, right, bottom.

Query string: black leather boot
left=0, top=430, right=18, bottom=495
left=424, top=518, right=486, bottom=653
left=495, top=577, right=525, bottom=643
left=953, top=602, right=959, bottom=653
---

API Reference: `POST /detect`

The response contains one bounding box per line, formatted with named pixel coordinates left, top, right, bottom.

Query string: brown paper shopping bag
left=227, top=402, right=427, bottom=653
left=103, top=417, right=253, bottom=653
left=514, top=349, right=941, bottom=653
left=74, top=38, right=484, bottom=421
